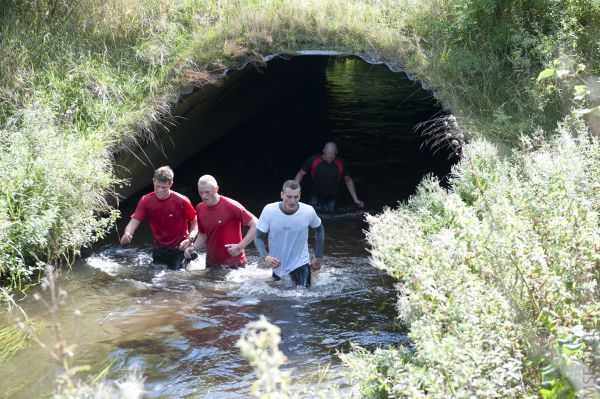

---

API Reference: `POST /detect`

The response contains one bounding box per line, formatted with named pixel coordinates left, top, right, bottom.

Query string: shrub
left=344, top=117, right=600, bottom=397
left=1, top=0, right=598, bottom=291
left=0, top=106, right=118, bottom=290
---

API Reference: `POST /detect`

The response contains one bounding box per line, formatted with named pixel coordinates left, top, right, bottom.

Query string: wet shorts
left=152, top=245, right=185, bottom=270
left=272, top=263, right=311, bottom=288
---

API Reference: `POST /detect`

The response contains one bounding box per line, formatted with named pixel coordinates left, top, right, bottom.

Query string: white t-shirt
left=257, top=202, right=322, bottom=277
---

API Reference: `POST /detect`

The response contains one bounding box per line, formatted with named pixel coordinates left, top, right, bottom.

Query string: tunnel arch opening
left=116, top=54, right=458, bottom=219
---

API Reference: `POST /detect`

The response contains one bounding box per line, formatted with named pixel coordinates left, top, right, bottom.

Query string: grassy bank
left=1, top=0, right=599, bottom=397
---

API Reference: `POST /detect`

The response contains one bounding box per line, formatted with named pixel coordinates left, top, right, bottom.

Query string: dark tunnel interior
left=116, top=55, right=458, bottom=240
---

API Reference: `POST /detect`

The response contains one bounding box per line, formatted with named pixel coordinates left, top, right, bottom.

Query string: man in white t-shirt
left=254, top=180, right=325, bottom=287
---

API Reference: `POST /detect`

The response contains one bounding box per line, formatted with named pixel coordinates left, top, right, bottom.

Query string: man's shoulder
left=140, top=192, right=155, bottom=201
left=138, top=192, right=158, bottom=205
left=308, top=154, right=322, bottom=164
left=220, top=196, right=245, bottom=209
left=302, top=154, right=321, bottom=169
left=298, top=202, right=317, bottom=214
left=260, top=202, right=280, bottom=214
left=195, top=201, right=206, bottom=212
left=168, top=191, right=191, bottom=202
left=264, top=201, right=280, bottom=210
left=299, top=203, right=321, bottom=226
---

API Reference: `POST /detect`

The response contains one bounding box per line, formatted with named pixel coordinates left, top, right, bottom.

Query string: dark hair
left=282, top=180, right=300, bottom=191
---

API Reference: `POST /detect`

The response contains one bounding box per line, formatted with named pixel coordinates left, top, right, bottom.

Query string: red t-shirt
left=196, top=196, right=255, bottom=266
left=131, top=191, right=196, bottom=247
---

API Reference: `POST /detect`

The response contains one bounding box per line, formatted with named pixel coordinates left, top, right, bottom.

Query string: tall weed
left=0, top=107, right=118, bottom=290
left=344, top=117, right=600, bottom=397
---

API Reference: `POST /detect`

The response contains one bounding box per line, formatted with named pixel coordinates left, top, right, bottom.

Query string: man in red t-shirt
left=184, top=175, right=257, bottom=269
left=120, top=166, right=198, bottom=269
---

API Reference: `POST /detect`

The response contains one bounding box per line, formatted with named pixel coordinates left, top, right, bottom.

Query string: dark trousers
left=310, top=195, right=335, bottom=212
left=152, top=245, right=185, bottom=270
left=272, top=263, right=311, bottom=288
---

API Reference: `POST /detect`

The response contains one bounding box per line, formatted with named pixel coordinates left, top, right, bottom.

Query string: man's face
left=153, top=179, right=172, bottom=200
left=280, top=187, right=301, bottom=212
left=198, top=182, right=219, bottom=206
left=322, top=150, right=337, bottom=163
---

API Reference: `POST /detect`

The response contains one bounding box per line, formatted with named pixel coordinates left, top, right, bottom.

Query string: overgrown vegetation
left=237, top=316, right=291, bottom=398
left=390, top=0, right=600, bottom=142
left=12, top=265, right=146, bottom=398
left=0, top=108, right=119, bottom=290
left=1, top=0, right=600, bottom=397
left=343, top=117, right=600, bottom=397
left=237, top=315, right=340, bottom=398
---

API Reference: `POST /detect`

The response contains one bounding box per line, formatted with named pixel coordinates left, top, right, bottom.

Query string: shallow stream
left=0, top=56, right=454, bottom=398
left=1, top=213, right=402, bottom=398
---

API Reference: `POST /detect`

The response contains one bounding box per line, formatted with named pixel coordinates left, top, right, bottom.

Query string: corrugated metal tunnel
left=115, top=54, right=457, bottom=217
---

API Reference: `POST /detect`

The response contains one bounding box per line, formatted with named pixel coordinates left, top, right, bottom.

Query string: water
left=0, top=217, right=403, bottom=398
left=0, top=56, right=453, bottom=398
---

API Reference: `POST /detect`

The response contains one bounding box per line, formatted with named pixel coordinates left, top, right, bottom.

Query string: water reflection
left=81, top=241, right=403, bottom=398
left=0, top=224, right=403, bottom=399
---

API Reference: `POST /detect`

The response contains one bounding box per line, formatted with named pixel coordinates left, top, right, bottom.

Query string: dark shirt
left=301, top=155, right=349, bottom=200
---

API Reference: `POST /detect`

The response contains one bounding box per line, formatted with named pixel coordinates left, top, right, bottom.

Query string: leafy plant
left=345, top=116, right=600, bottom=397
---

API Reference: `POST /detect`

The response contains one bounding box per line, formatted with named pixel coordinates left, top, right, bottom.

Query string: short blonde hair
left=198, top=174, right=218, bottom=188
left=282, top=180, right=300, bottom=191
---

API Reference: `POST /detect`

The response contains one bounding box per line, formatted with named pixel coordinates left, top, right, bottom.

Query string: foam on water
left=86, top=246, right=209, bottom=291
left=86, top=246, right=153, bottom=276
left=317, top=209, right=366, bottom=219
left=86, top=255, right=122, bottom=276
left=220, top=257, right=375, bottom=300
left=84, top=247, right=383, bottom=306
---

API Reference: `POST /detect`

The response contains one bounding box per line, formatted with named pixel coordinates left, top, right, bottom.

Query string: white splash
left=86, top=247, right=153, bottom=276
left=221, top=260, right=370, bottom=299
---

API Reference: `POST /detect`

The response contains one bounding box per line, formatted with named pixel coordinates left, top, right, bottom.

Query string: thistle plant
left=237, top=316, right=291, bottom=399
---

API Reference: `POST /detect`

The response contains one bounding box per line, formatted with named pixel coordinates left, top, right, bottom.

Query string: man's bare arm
left=343, top=175, right=364, bottom=208
left=294, top=169, right=307, bottom=183
left=120, top=219, right=141, bottom=244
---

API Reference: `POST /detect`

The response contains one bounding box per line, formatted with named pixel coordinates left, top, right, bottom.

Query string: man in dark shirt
left=294, top=142, right=364, bottom=212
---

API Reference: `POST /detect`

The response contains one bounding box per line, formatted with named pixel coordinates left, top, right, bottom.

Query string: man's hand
left=225, top=243, right=243, bottom=257
left=264, top=256, right=282, bottom=269
left=310, top=258, right=323, bottom=272
left=120, top=233, right=133, bottom=245
left=184, top=246, right=195, bottom=259
left=354, top=199, right=365, bottom=208
left=179, top=237, right=193, bottom=251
